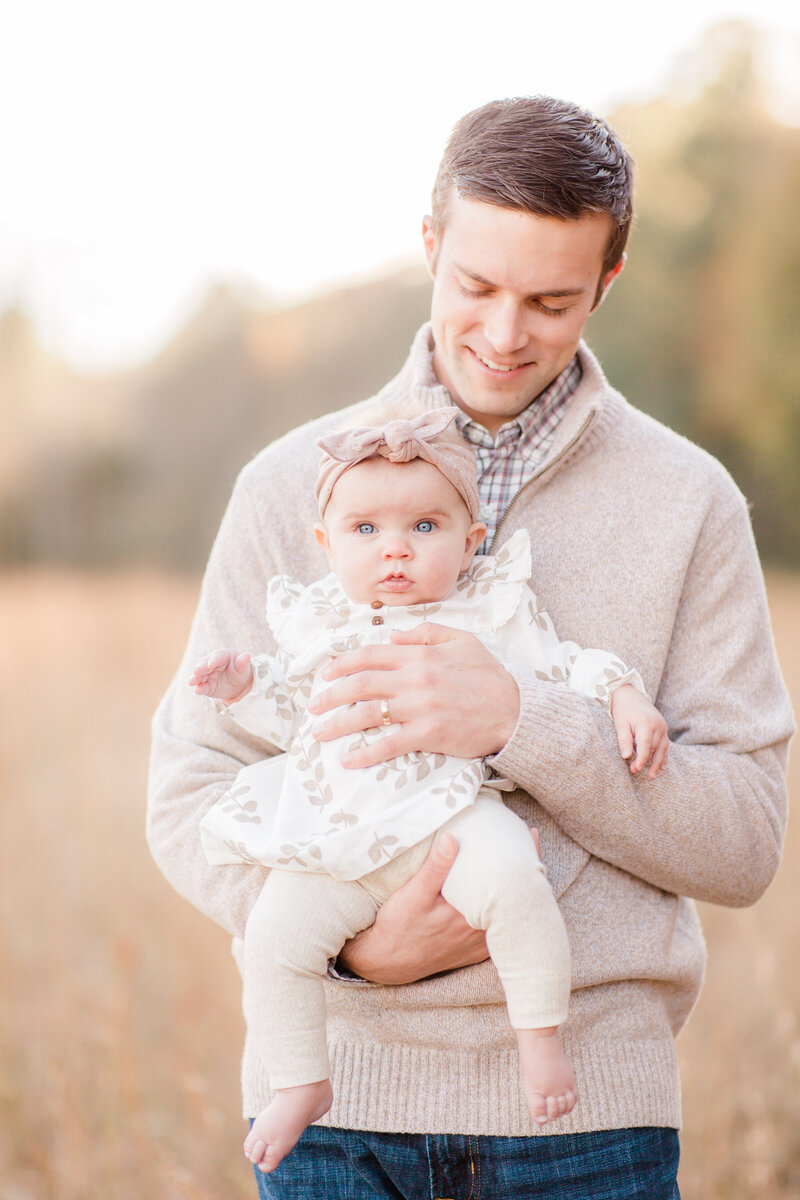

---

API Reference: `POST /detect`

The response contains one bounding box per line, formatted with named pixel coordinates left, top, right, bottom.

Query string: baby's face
left=315, top=457, right=486, bottom=606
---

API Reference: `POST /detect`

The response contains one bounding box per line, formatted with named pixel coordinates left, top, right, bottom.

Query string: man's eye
left=415, top=520, right=435, bottom=533
left=356, top=523, right=375, bottom=534
left=535, top=300, right=569, bottom=317
left=458, top=283, right=489, bottom=299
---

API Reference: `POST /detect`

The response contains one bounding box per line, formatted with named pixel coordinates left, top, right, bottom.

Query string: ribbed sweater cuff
left=491, top=676, right=603, bottom=807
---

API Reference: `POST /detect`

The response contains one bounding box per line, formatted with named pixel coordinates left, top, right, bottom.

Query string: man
left=148, top=96, right=793, bottom=1198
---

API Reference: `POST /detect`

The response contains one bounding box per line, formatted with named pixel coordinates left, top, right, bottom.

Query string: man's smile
left=471, top=348, right=534, bottom=375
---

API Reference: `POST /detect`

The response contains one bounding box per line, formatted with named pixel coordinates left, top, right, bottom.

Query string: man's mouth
left=473, top=350, right=531, bottom=373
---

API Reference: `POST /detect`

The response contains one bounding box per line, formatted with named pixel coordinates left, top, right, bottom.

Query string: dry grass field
left=1, top=569, right=797, bottom=1199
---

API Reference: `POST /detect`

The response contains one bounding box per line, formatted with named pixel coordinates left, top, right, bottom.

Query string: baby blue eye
left=357, top=523, right=375, bottom=534
left=415, top=520, right=435, bottom=533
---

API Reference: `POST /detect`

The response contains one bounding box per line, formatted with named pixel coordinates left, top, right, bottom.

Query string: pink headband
left=315, top=407, right=481, bottom=521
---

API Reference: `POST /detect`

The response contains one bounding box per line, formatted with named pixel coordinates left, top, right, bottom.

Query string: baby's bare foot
left=243, top=1079, right=333, bottom=1173
left=516, top=1027, right=578, bottom=1126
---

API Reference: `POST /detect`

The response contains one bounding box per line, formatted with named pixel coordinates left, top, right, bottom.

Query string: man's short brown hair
left=431, top=96, right=634, bottom=300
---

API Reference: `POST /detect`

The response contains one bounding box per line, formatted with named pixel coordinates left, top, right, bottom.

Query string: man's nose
left=484, top=299, right=528, bottom=356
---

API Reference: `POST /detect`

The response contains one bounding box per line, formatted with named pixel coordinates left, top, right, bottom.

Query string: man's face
left=423, top=195, right=622, bottom=433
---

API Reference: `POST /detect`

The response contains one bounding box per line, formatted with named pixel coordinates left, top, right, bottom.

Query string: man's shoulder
left=593, top=379, right=744, bottom=511
left=618, top=399, right=742, bottom=497
left=579, top=344, right=741, bottom=502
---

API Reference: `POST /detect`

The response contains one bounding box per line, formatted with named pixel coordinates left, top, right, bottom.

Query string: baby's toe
left=244, top=1136, right=267, bottom=1164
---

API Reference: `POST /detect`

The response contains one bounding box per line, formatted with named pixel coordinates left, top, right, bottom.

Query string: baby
left=189, top=408, right=668, bottom=1174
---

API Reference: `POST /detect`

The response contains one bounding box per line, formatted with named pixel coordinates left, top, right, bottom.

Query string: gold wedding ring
left=380, top=699, right=392, bottom=727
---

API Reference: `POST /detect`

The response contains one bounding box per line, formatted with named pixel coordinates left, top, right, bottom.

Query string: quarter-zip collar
left=383, top=324, right=620, bottom=551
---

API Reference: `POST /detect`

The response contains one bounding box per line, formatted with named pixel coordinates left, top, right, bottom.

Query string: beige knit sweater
left=147, top=325, right=794, bottom=1136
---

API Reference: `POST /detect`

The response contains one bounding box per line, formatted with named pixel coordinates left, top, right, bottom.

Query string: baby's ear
left=314, top=524, right=332, bottom=558
left=461, top=521, right=487, bottom=568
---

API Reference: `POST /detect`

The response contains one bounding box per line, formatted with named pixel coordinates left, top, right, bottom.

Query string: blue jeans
left=251, top=1124, right=680, bottom=1198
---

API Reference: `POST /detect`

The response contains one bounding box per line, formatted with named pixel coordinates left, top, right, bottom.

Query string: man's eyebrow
left=454, top=263, right=588, bottom=298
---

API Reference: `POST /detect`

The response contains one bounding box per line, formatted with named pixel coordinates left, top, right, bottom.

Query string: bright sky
left=2, top=0, right=798, bottom=371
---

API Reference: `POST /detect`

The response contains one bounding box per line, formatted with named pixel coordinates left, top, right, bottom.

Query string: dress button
left=370, top=600, right=383, bottom=609
left=372, top=615, right=384, bottom=626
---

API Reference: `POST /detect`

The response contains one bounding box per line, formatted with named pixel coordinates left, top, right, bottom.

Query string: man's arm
left=493, top=503, right=793, bottom=906
left=313, top=501, right=793, bottom=908
left=147, top=471, right=279, bottom=938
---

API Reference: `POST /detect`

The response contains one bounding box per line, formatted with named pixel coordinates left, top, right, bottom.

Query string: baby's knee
left=445, top=848, right=551, bottom=931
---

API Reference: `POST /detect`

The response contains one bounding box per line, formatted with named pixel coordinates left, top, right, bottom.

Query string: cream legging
left=243, top=791, right=571, bottom=1089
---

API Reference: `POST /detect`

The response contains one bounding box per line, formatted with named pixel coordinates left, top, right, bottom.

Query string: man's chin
left=457, top=388, right=536, bottom=428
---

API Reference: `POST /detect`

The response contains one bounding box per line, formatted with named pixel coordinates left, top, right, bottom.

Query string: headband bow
left=315, top=407, right=480, bottom=520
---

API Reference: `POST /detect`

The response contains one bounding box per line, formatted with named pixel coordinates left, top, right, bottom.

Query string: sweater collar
left=397, top=322, right=617, bottom=474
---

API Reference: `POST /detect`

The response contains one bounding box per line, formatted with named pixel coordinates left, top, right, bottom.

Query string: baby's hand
left=610, top=684, right=669, bottom=779
left=189, top=650, right=253, bottom=705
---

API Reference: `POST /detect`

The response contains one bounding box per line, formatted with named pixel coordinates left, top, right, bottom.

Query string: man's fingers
left=389, top=622, right=457, bottom=647
left=314, top=699, right=398, bottom=744
left=311, top=669, right=404, bottom=716
left=321, top=642, right=415, bottom=683
left=411, top=833, right=459, bottom=896
left=339, top=729, right=408, bottom=768
left=320, top=623, right=462, bottom=682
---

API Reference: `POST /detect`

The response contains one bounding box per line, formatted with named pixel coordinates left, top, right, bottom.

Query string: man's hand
left=338, top=834, right=488, bottom=984
left=338, top=826, right=542, bottom=984
left=309, top=623, right=520, bottom=768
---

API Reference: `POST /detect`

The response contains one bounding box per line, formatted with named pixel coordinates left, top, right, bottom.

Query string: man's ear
left=314, top=524, right=332, bottom=560
left=422, top=215, right=439, bottom=277
left=592, top=254, right=626, bottom=310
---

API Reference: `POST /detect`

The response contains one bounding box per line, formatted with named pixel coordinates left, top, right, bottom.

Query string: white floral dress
left=199, top=530, right=643, bottom=881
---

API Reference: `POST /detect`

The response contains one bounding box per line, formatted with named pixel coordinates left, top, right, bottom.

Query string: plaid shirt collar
left=420, top=353, right=583, bottom=551
left=413, top=333, right=584, bottom=549
left=453, top=355, right=582, bottom=456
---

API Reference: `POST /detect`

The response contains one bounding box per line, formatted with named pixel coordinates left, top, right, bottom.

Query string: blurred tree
left=1, top=20, right=798, bottom=568
left=591, top=21, right=800, bottom=562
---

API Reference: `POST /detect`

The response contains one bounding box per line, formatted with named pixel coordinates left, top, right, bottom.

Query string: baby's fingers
left=615, top=721, right=635, bottom=764
left=647, top=727, right=670, bottom=779
left=232, top=651, right=252, bottom=678
left=188, top=662, right=215, bottom=688
left=630, top=725, right=654, bottom=774
left=188, top=650, right=233, bottom=692
left=207, top=649, right=234, bottom=672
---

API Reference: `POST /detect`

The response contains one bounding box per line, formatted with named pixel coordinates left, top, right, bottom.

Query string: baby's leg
left=440, top=795, right=577, bottom=1127
left=242, top=869, right=377, bottom=1173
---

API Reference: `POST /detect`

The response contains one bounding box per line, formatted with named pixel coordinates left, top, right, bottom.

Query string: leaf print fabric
left=199, top=530, right=647, bottom=879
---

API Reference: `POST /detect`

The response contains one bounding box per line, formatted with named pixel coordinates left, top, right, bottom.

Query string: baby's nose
left=381, top=535, right=411, bottom=558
